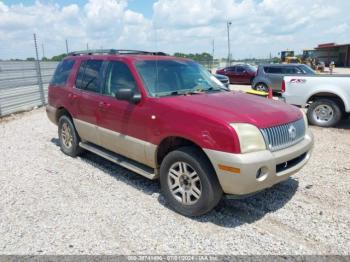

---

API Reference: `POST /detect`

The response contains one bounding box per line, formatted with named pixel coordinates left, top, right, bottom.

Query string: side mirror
left=115, top=88, right=141, bottom=104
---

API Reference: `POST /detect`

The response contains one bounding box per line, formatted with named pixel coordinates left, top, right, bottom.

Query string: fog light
left=256, top=167, right=268, bottom=181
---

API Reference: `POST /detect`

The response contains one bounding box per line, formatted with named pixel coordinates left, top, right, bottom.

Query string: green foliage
left=50, top=53, right=67, bottom=61
left=173, top=52, right=213, bottom=62
left=26, top=57, right=35, bottom=61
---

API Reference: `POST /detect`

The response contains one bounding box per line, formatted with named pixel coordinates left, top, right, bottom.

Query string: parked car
left=252, top=64, right=316, bottom=92
left=213, top=73, right=229, bottom=89
left=216, top=64, right=257, bottom=84
left=282, top=75, right=350, bottom=127
left=47, top=50, right=313, bottom=216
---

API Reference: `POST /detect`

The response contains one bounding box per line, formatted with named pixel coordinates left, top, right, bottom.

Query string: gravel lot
left=0, top=108, right=349, bottom=255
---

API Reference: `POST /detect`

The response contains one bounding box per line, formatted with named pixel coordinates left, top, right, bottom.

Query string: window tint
left=50, top=59, right=75, bottom=86
left=236, top=66, right=245, bottom=73
left=264, top=67, right=283, bottom=74
left=227, top=66, right=236, bottom=72
left=75, top=61, right=86, bottom=90
left=75, top=60, right=103, bottom=93
left=282, top=67, right=302, bottom=74
left=104, top=61, right=137, bottom=97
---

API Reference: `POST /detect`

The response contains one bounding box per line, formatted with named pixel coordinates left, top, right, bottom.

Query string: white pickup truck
left=282, top=75, right=350, bottom=127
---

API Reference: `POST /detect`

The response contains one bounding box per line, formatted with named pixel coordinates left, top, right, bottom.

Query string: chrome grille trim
left=261, top=118, right=305, bottom=152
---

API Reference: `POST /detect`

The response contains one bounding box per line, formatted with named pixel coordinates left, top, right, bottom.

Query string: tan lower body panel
left=46, top=105, right=58, bottom=125
left=73, top=118, right=157, bottom=168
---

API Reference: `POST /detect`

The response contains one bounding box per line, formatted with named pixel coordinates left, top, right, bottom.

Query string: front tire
left=160, top=147, right=222, bottom=217
left=307, top=99, right=342, bottom=127
left=58, top=115, right=83, bottom=157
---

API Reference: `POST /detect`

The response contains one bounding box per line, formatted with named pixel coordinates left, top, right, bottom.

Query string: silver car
left=252, top=64, right=316, bottom=92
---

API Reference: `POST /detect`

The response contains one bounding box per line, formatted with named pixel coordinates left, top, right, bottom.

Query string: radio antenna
left=154, top=22, right=159, bottom=96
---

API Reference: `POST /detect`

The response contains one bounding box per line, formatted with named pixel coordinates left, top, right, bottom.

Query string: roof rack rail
left=69, top=49, right=168, bottom=56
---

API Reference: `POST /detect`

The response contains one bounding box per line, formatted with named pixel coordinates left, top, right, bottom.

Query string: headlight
left=230, top=123, right=267, bottom=153
left=301, top=109, right=308, bottom=129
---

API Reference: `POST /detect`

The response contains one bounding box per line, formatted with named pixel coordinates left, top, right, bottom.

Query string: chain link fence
left=0, top=61, right=58, bottom=117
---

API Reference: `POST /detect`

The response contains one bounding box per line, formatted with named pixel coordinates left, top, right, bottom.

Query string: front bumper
left=205, top=130, right=314, bottom=196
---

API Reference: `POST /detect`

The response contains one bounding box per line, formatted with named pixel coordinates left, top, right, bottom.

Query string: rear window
left=264, top=67, right=283, bottom=74
left=50, top=59, right=75, bottom=86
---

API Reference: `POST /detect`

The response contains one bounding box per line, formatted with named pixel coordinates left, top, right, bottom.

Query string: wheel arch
left=307, top=92, right=346, bottom=112
left=155, top=136, right=215, bottom=171
left=56, top=107, right=73, bottom=124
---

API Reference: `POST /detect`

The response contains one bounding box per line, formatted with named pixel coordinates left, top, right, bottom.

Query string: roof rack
left=69, top=49, right=168, bottom=56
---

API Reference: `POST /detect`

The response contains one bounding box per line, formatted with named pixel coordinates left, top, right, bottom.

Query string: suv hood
left=157, top=91, right=302, bottom=129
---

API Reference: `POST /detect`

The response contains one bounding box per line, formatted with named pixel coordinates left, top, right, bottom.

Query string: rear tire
left=160, top=147, right=222, bottom=217
left=58, top=115, right=83, bottom=157
left=307, top=99, right=342, bottom=127
left=254, top=83, right=268, bottom=92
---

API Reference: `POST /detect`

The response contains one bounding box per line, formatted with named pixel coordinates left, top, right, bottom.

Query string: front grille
left=260, top=118, right=305, bottom=152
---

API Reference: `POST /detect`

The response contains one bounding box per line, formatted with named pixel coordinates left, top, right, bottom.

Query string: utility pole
left=86, top=43, right=89, bottom=51
left=211, top=39, right=215, bottom=71
left=41, top=43, right=45, bottom=60
left=227, top=21, right=232, bottom=66
left=65, top=39, right=69, bottom=54
left=33, top=33, right=45, bottom=106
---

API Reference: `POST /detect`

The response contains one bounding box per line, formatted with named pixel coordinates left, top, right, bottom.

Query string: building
left=314, top=43, right=350, bottom=67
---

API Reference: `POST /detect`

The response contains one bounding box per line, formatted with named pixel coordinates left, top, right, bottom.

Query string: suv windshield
left=135, top=60, right=224, bottom=97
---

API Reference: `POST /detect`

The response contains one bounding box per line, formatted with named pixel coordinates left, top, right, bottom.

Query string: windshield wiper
left=204, top=87, right=228, bottom=92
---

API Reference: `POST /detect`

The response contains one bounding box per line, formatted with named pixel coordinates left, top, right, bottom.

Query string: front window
left=135, top=60, right=225, bottom=97
left=299, top=65, right=316, bottom=75
left=246, top=65, right=257, bottom=73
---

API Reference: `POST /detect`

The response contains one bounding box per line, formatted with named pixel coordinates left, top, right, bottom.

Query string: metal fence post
left=34, top=33, right=45, bottom=106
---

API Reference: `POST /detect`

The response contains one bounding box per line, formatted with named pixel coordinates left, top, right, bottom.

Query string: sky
left=0, top=0, right=349, bottom=60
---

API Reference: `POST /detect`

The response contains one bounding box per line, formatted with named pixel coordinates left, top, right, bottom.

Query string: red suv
left=47, top=50, right=313, bottom=216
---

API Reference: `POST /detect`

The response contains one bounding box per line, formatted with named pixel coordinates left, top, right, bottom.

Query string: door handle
left=68, top=93, right=78, bottom=100
left=98, top=101, right=109, bottom=111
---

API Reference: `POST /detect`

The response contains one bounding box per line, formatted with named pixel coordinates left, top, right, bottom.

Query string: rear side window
left=264, top=67, right=283, bottom=74
left=75, top=60, right=103, bottom=93
left=236, top=66, right=245, bottom=73
left=50, top=59, right=75, bottom=86
left=282, top=67, right=302, bottom=74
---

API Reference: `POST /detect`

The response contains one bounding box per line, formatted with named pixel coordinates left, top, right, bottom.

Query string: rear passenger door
left=72, top=59, right=104, bottom=145
left=265, top=66, right=283, bottom=91
left=225, top=66, right=236, bottom=83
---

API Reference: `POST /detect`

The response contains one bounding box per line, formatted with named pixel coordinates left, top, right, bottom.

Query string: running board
left=79, top=142, right=158, bottom=180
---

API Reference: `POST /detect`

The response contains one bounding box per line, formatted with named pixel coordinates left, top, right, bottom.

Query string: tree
left=173, top=52, right=213, bottom=62
left=26, top=57, right=35, bottom=61
left=51, top=53, right=67, bottom=61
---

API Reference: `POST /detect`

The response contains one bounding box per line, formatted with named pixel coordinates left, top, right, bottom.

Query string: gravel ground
left=0, top=108, right=349, bottom=255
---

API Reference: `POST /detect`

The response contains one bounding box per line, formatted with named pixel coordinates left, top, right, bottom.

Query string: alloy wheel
left=61, top=122, right=73, bottom=148
left=167, top=161, right=202, bottom=205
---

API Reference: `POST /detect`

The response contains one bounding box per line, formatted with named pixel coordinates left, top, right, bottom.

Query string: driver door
left=96, top=60, right=151, bottom=166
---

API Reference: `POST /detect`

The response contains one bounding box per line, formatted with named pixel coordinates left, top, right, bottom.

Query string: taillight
left=281, top=80, right=286, bottom=93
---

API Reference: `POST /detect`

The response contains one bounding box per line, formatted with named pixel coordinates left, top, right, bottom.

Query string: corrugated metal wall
left=0, top=61, right=58, bottom=116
